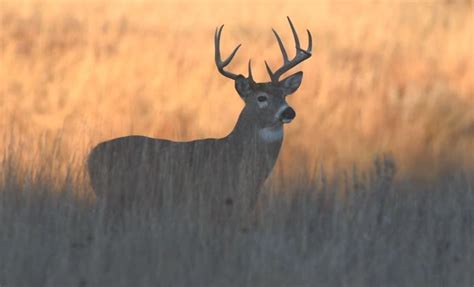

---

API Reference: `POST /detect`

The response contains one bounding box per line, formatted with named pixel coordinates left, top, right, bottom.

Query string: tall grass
left=1, top=151, right=473, bottom=286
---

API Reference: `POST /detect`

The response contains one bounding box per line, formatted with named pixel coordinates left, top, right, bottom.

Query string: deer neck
left=220, top=107, right=284, bottom=187
left=227, top=108, right=284, bottom=154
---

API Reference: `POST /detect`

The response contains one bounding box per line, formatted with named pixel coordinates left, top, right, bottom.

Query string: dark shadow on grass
left=0, top=155, right=473, bottom=287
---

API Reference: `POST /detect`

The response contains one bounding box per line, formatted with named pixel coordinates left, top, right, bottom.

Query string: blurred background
left=0, top=0, right=473, bottom=182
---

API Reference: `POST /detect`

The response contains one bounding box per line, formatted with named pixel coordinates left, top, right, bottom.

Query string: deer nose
left=281, top=107, right=296, bottom=121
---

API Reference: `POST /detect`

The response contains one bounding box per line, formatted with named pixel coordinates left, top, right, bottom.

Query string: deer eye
left=257, top=96, right=268, bottom=102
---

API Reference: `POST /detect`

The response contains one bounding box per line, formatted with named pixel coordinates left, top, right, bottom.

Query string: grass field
left=0, top=0, right=473, bottom=286
left=1, top=156, right=473, bottom=286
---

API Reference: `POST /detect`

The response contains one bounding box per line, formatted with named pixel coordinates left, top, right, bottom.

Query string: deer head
left=215, top=17, right=312, bottom=128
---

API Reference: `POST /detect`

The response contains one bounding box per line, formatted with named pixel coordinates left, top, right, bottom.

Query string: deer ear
left=235, top=76, right=252, bottom=98
left=280, top=71, right=303, bottom=95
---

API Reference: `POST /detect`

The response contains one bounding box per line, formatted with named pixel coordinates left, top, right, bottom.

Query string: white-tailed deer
left=88, top=17, right=312, bottom=218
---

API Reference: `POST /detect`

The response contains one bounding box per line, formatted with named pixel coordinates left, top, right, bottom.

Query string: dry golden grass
left=1, top=0, right=473, bottom=180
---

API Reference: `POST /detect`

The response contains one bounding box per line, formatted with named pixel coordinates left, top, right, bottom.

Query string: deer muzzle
left=280, top=107, right=296, bottom=123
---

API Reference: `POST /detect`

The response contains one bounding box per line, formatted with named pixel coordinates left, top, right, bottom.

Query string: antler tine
left=266, top=17, right=313, bottom=83
left=272, top=29, right=289, bottom=64
left=215, top=25, right=242, bottom=80
left=264, top=60, right=273, bottom=79
left=306, top=29, right=313, bottom=53
left=248, top=59, right=255, bottom=82
left=287, top=16, right=301, bottom=50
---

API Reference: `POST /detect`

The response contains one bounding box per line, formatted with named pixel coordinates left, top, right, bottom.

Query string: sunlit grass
left=0, top=0, right=472, bottom=180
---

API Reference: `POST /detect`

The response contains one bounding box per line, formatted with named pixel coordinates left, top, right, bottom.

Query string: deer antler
left=215, top=25, right=243, bottom=80
left=265, top=17, right=312, bottom=83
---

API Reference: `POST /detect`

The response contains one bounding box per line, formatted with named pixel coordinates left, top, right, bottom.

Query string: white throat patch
left=259, top=126, right=283, bottom=143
